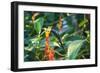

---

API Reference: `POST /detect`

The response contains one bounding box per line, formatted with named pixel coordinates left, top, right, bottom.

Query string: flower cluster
left=44, top=27, right=54, bottom=60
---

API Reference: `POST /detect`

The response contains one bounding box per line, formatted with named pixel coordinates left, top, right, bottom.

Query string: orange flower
left=58, top=16, right=62, bottom=31
left=44, top=27, right=54, bottom=60
left=45, top=30, right=50, bottom=38
left=44, top=48, right=54, bottom=60
left=32, top=13, right=39, bottom=22
left=48, top=49, right=54, bottom=60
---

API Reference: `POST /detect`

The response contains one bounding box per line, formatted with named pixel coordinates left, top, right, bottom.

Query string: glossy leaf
left=34, top=17, right=44, bottom=34
left=67, top=40, right=85, bottom=59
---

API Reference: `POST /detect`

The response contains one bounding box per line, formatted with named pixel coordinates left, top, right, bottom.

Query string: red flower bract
left=48, top=49, right=54, bottom=60
left=44, top=27, right=54, bottom=60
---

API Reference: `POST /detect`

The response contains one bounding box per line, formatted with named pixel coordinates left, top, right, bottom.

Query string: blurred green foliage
left=24, top=11, right=90, bottom=61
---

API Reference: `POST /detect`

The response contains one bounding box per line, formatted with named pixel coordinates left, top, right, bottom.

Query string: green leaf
left=50, top=42, right=60, bottom=48
left=79, top=18, right=88, bottom=27
left=34, top=17, right=44, bottom=34
left=67, top=40, right=85, bottom=59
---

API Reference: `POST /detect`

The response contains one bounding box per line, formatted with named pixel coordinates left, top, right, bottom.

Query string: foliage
left=24, top=12, right=90, bottom=61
